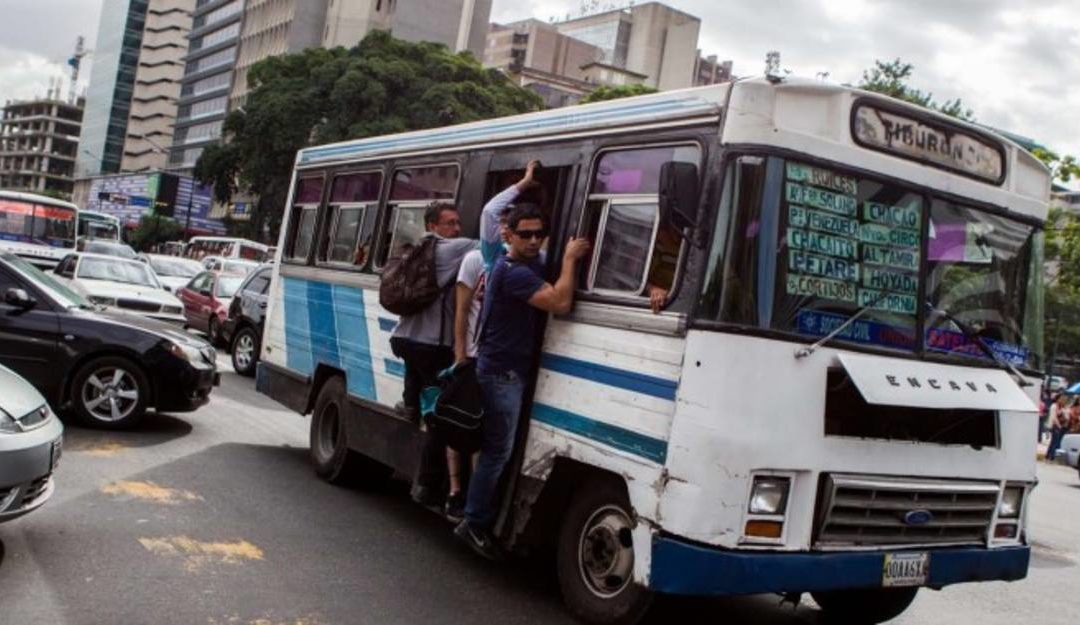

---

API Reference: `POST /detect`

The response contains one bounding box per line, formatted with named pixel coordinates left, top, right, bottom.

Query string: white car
left=139, top=254, right=204, bottom=293
left=0, top=364, right=63, bottom=524
left=53, top=253, right=185, bottom=324
left=1062, top=433, right=1080, bottom=479
left=200, top=255, right=260, bottom=275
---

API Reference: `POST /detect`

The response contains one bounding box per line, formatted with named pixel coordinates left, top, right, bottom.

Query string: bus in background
left=0, top=190, right=78, bottom=269
left=76, top=210, right=122, bottom=247
left=184, top=236, right=269, bottom=262
left=256, top=78, right=1047, bottom=624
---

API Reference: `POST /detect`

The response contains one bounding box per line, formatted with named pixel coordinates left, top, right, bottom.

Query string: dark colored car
left=176, top=271, right=247, bottom=346
left=0, top=253, right=218, bottom=429
left=222, top=265, right=272, bottom=377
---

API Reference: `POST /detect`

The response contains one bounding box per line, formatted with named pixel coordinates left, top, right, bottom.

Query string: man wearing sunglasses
left=455, top=203, right=590, bottom=559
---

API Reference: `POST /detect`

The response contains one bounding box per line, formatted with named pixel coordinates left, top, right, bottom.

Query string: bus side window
left=318, top=171, right=382, bottom=268
left=286, top=176, right=324, bottom=262
left=375, top=164, right=459, bottom=269
left=579, top=144, right=700, bottom=301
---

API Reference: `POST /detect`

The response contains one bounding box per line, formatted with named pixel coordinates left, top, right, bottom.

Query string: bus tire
left=309, top=376, right=393, bottom=488
left=556, top=477, right=653, bottom=625
left=811, top=587, right=919, bottom=624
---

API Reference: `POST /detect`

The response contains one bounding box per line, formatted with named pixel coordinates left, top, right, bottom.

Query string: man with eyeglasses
left=455, top=203, right=590, bottom=559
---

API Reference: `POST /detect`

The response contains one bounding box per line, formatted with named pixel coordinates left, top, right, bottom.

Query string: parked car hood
left=157, top=276, right=193, bottom=292
left=72, top=279, right=182, bottom=307
left=0, top=364, right=46, bottom=421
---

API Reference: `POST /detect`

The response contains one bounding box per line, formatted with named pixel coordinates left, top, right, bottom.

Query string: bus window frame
left=574, top=140, right=702, bottom=310
left=315, top=168, right=385, bottom=271
left=693, top=144, right=1047, bottom=375
left=283, top=174, right=327, bottom=266
left=372, top=161, right=461, bottom=272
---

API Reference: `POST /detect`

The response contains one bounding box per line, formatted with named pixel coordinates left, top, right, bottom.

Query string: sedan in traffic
left=0, top=253, right=218, bottom=429
left=0, top=363, right=63, bottom=523
left=54, top=252, right=185, bottom=324
left=139, top=254, right=204, bottom=293
left=177, top=271, right=247, bottom=346
left=222, top=265, right=272, bottom=376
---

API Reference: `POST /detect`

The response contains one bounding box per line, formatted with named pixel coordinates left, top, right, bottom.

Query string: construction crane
left=67, top=36, right=91, bottom=105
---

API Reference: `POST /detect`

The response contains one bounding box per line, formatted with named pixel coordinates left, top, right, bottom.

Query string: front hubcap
left=235, top=334, right=254, bottom=370
left=317, top=403, right=340, bottom=461
left=82, top=367, right=139, bottom=422
left=578, top=504, right=635, bottom=598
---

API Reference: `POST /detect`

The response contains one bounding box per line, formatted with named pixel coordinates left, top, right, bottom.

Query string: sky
left=2, top=0, right=1078, bottom=162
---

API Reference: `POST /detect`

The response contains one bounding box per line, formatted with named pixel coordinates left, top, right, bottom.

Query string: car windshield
left=85, top=241, right=136, bottom=259
left=698, top=155, right=1044, bottom=370
left=78, top=257, right=160, bottom=288
left=5, top=254, right=90, bottom=308
left=216, top=275, right=245, bottom=298
left=149, top=256, right=202, bottom=278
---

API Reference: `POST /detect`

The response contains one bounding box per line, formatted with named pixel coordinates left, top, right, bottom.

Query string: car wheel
left=208, top=317, right=226, bottom=347
left=309, top=376, right=393, bottom=488
left=71, top=356, right=150, bottom=430
left=556, top=476, right=653, bottom=625
left=231, top=327, right=260, bottom=377
left=812, top=587, right=919, bottom=624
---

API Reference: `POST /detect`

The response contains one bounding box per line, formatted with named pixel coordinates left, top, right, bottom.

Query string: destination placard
left=789, top=205, right=860, bottom=237
left=858, top=288, right=918, bottom=314
left=786, top=182, right=857, bottom=217
left=862, top=244, right=920, bottom=270
left=864, top=201, right=921, bottom=229
left=926, top=328, right=1030, bottom=367
left=858, top=223, right=920, bottom=249
left=862, top=267, right=919, bottom=294
left=786, top=163, right=859, bottom=195
left=797, top=310, right=916, bottom=350
left=789, top=251, right=859, bottom=281
left=788, top=229, right=858, bottom=259
left=852, top=103, right=1005, bottom=183
left=787, top=275, right=857, bottom=302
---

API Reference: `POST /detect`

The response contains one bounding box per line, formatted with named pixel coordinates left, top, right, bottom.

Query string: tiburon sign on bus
left=852, top=102, right=1005, bottom=183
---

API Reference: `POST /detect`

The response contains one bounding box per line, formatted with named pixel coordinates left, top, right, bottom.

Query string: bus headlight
left=998, top=486, right=1023, bottom=519
left=749, top=476, right=790, bottom=515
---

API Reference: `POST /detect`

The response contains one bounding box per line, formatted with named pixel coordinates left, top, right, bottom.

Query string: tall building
left=321, top=0, right=491, bottom=57
left=0, top=95, right=85, bottom=198
left=694, top=55, right=733, bottom=86
left=553, top=2, right=701, bottom=91
left=121, top=0, right=198, bottom=172
left=76, top=0, right=150, bottom=177
left=167, top=0, right=245, bottom=172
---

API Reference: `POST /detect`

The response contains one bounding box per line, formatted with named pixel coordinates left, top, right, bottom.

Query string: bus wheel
left=309, top=376, right=393, bottom=488
left=811, top=587, right=919, bottom=624
left=556, top=477, right=653, bottom=625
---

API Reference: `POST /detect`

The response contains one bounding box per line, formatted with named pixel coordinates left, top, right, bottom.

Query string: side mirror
left=163, top=285, right=172, bottom=292
left=200, top=289, right=212, bottom=297
left=4, top=288, right=36, bottom=310
left=658, top=161, right=700, bottom=234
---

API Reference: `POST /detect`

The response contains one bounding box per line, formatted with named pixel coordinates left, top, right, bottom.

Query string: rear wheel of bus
left=309, top=376, right=393, bottom=488
left=556, top=476, right=653, bottom=625
left=811, top=587, right=918, bottom=624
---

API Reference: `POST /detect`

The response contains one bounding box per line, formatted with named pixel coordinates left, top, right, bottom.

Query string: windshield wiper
left=794, top=290, right=892, bottom=359
left=925, top=301, right=1032, bottom=387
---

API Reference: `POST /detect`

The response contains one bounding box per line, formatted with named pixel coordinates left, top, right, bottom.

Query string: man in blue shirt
left=455, top=204, right=590, bottom=558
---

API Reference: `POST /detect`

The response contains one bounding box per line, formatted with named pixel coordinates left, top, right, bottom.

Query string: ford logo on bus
left=902, top=510, right=934, bottom=526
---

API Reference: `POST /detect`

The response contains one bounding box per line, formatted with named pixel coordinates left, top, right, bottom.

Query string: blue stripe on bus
left=282, top=278, right=313, bottom=376
left=540, top=353, right=678, bottom=401
left=531, top=403, right=668, bottom=464
left=306, top=280, right=341, bottom=370
left=377, top=317, right=396, bottom=332
left=383, top=358, right=405, bottom=379
left=333, top=285, right=377, bottom=400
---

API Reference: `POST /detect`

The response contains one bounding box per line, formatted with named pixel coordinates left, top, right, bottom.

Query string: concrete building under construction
left=0, top=94, right=85, bottom=198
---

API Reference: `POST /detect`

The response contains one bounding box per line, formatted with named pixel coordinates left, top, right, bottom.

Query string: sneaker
left=454, top=520, right=500, bottom=561
left=444, top=492, right=465, bottom=522
left=411, top=484, right=444, bottom=508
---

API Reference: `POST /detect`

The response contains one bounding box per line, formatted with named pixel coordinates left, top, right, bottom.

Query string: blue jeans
left=465, top=370, right=525, bottom=530
left=1048, top=426, right=1066, bottom=461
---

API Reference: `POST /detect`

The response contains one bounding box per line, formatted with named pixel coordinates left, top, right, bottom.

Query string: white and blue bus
left=256, top=77, right=1048, bottom=624
left=77, top=209, right=122, bottom=245
left=0, top=190, right=78, bottom=269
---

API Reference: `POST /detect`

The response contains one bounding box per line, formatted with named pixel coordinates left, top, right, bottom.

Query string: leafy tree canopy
left=579, top=84, right=659, bottom=104
left=857, top=58, right=974, bottom=121
left=128, top=215, right=183, bottom=252
left=194, top=31, right=542, bottom=240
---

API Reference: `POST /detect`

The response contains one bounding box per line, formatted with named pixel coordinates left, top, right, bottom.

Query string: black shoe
left=454, top=520, right=500, bottom=561
left=444, top=492, right=465, bottom=522
left=411, top=484, right=444, bottom=508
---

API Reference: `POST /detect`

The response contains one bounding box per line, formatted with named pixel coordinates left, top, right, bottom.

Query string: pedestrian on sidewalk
left=1047, top=393, right=1068, bottom=462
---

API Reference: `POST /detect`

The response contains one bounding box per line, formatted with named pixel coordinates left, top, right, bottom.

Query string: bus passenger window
left=319, top=171, right=382, bottom=267
left=375, top=164, right=459, bottom=268
left=287, top=176, right=323, bottom=262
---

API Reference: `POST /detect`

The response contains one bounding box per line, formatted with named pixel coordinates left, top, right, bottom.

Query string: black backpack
left=428, top=360, right=485, bottom=454
left=379, top=236, right=441, bottom=316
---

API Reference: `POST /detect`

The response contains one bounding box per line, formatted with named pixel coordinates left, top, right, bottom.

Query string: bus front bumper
left=648, top=536, right=1029, bottom=595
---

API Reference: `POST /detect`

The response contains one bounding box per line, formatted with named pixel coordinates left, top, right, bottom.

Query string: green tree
left=194, top=31, right=542, bottom=240
left=579, top=84, right=659, bottom=104
left=858, top=58, right=974, bottom=121
left=128, top=214, right=183, bottom=252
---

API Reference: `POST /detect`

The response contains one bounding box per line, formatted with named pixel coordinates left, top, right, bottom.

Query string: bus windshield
left=0, top=199, right=77, bottom=248
left=79, top=214, right=120, bottom=242
left=698, top=154, right=1044, bottom=370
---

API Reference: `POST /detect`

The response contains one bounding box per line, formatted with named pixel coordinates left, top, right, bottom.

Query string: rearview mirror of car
left=4, top=288, right=37, bottom=310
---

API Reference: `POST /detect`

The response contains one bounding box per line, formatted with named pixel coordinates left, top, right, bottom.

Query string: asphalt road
left=0, top=359, right=1076, bottom=625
